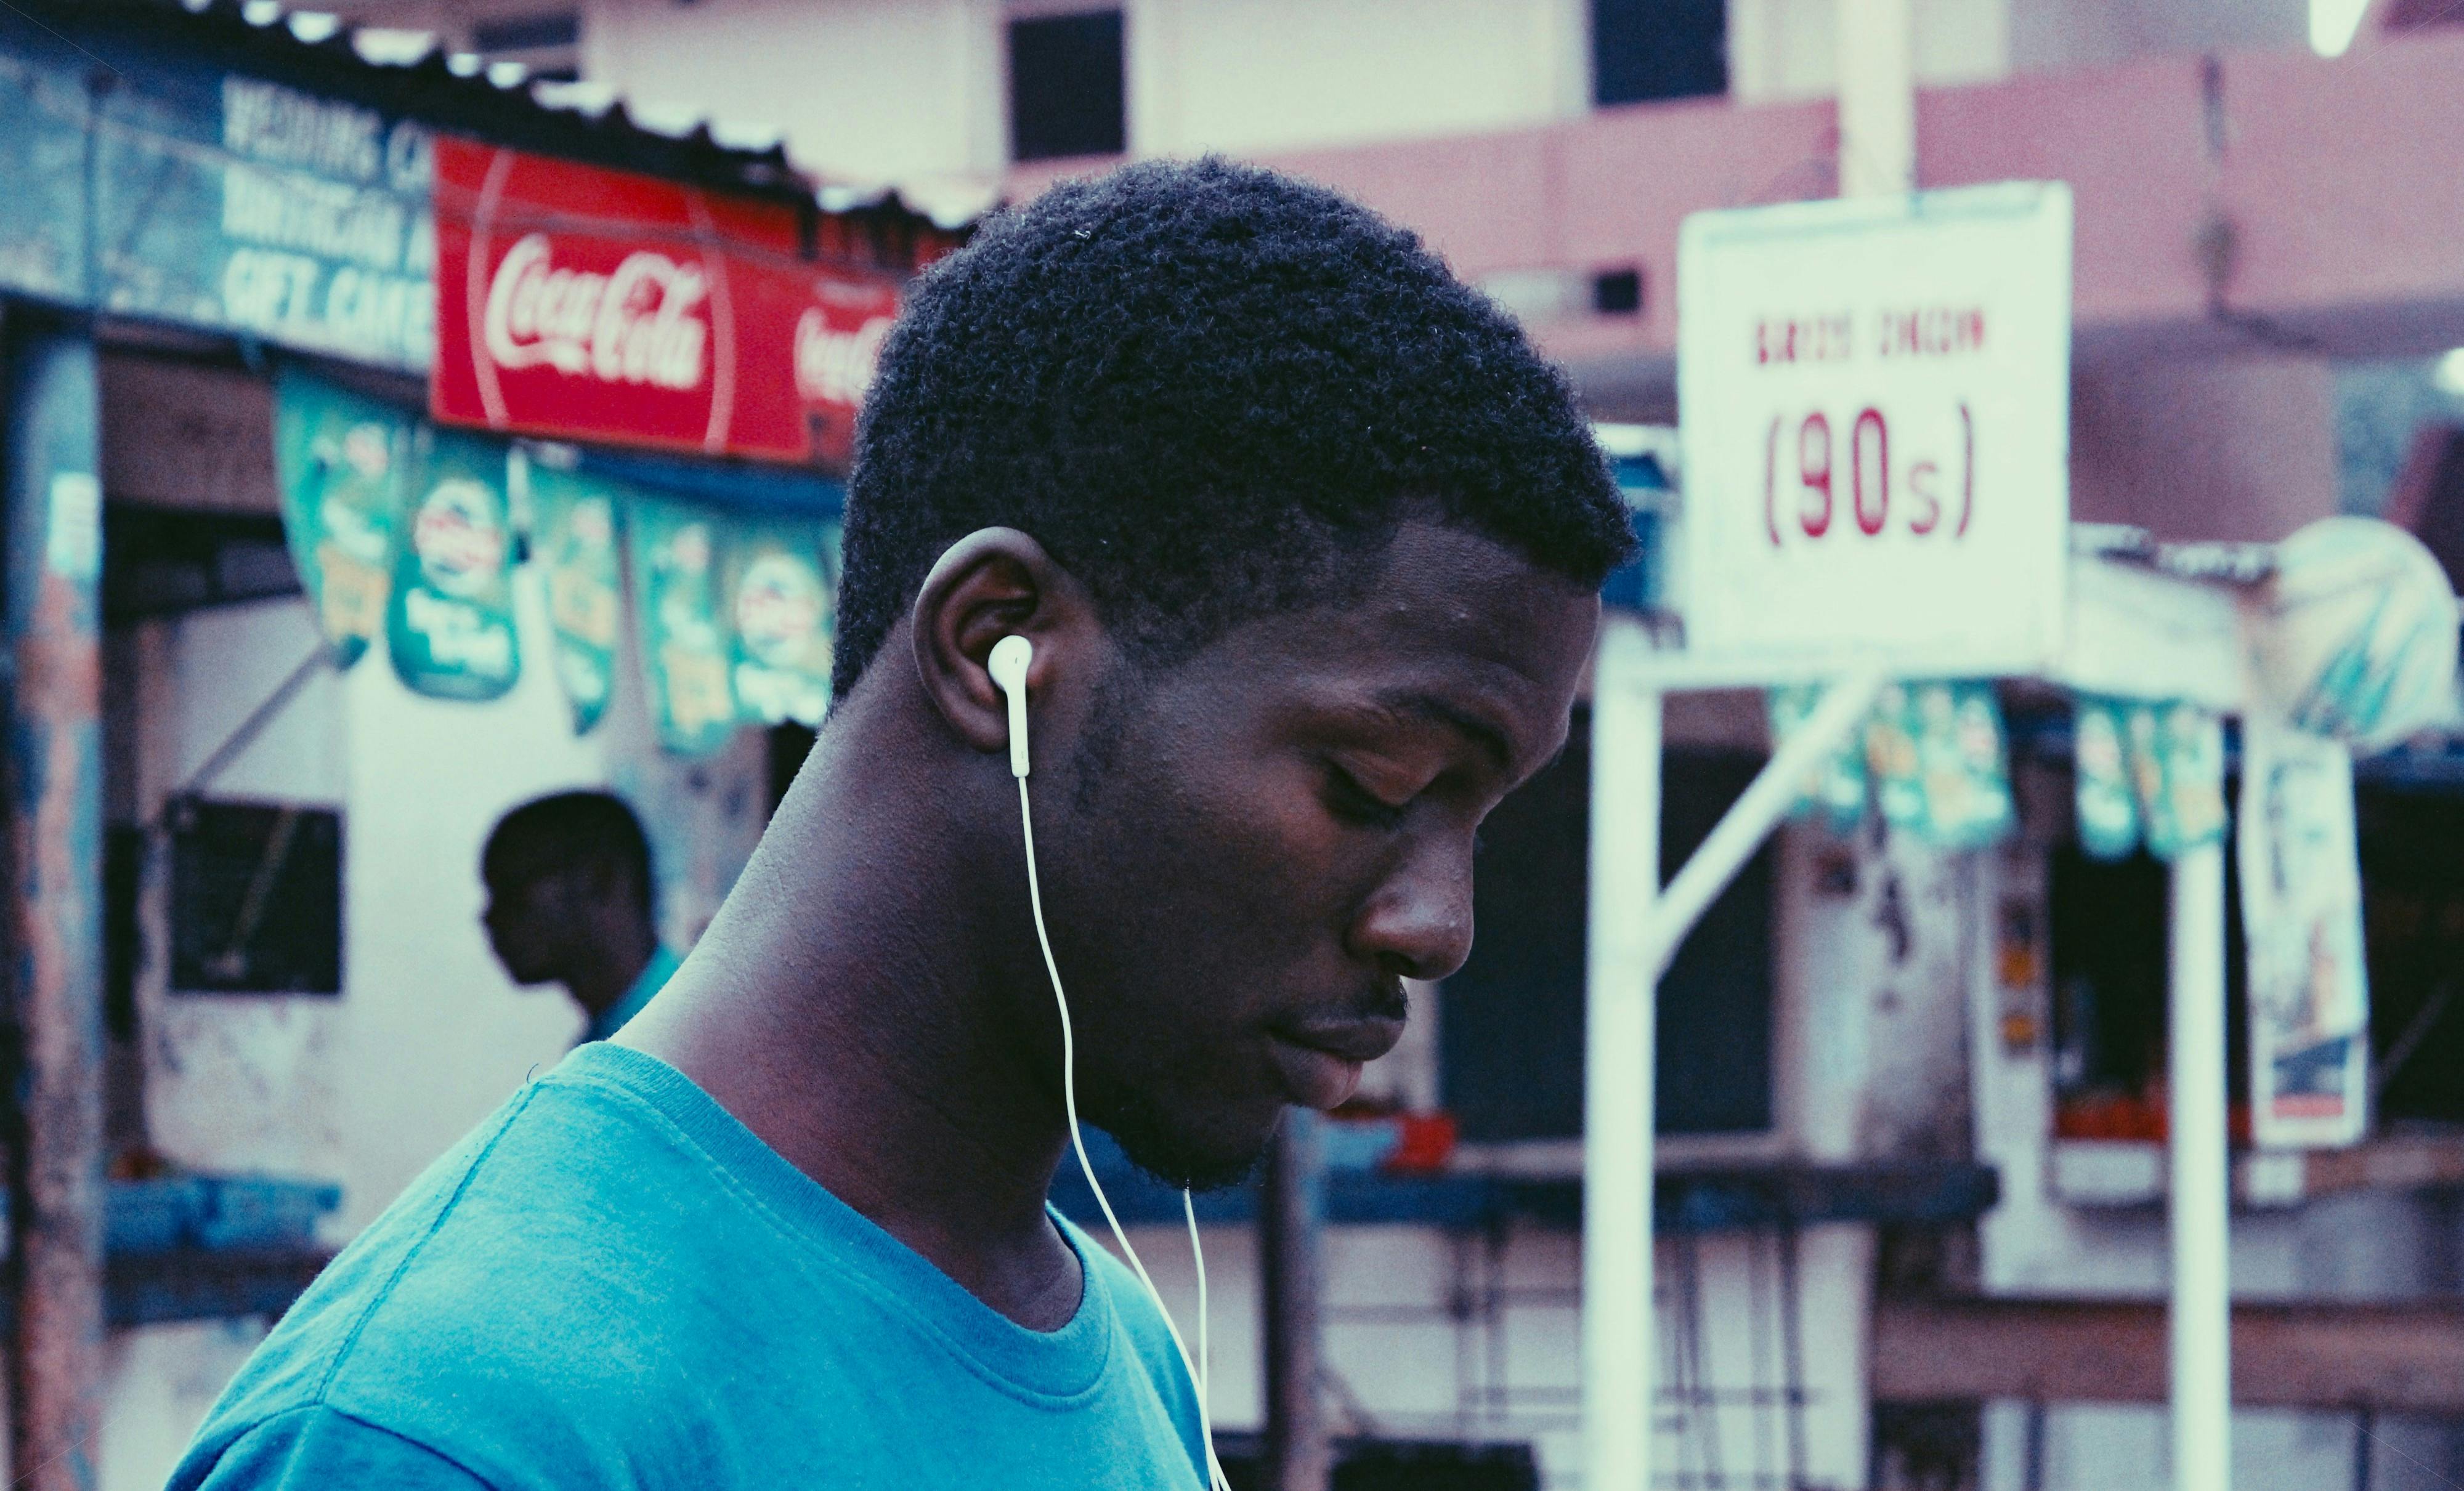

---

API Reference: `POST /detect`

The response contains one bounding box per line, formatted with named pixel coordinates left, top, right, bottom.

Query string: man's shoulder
left=183, top=1069, right=723, bottom=1485
left=169, top=1402, right=498, bottom=1491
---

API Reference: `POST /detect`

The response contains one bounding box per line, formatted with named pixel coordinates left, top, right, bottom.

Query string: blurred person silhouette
left=480, top=790, right=678, bottom=1044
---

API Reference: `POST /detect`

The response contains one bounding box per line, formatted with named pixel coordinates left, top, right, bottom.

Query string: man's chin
left=1092, top=1092, right=1276, bottom=1194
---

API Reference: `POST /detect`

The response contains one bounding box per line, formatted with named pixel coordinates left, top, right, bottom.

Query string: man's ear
left=909, top=527, right=1101, bottom=760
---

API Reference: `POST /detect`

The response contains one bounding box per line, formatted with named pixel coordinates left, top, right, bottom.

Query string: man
left=479, top=790, right=678, bottom=1044
left=169, top=158, right=1631, bottom=1490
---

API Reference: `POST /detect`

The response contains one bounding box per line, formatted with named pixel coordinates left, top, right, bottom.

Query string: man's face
left=482, top=869, right=573, bottom=986
left=1037, top=523, right=1599, bottom=1188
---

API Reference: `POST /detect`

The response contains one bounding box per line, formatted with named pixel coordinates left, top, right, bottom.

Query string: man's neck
left=615, top=703, right=1083, bottom=1329
left=564, top=917, right=660, bottom=1021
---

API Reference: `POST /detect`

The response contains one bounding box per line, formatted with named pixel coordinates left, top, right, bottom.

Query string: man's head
left=833, top=159, right=1633, bottom=1188
left=481, top=791, right=655, bottom=990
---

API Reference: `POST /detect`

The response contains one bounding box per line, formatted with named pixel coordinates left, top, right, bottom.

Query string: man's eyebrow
left=1376, top=690, right=1516, bottom=773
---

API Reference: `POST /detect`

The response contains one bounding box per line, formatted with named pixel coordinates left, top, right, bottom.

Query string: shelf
left=107, top=1247, right=332, bottom=1330
left=0, top=1248, right=333, bottom=1333
left=2047, top=1134, right=2464, bottom=1210
left=1873, top=1293, right=2464, bottom=1415
left=1052, top=1137, right=1999, bottom=1235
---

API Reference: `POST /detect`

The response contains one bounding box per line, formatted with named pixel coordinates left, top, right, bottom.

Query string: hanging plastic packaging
left=527, top=453, right=626, bottom=735
left=1769, top=683, right=1869, bottom=834
left=386, top=427, right=520, bottom=701
left=2238, top=719, right=2370, bottom=1149
left=2072, top=696, right=2141, bottom=860
left=2133, top=701, right=2226, bottom=860
left=628, top=494, right=739, bottom=757
left=1913, top=681, right=2015, bottom=851
left=273, top=368, right=407, bottom=669
left=726, top=517, right=839, bottom=729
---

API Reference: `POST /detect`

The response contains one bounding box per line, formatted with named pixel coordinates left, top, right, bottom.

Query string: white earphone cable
left=1186, top=1191, right=1209, bottom=1405
left=1016, top=776, right=1233, bottom=1491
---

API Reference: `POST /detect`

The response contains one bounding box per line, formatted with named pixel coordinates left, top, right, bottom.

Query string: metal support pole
left=1586, top=624, right=1886, bottom=1491
left=1263, top=1107, right=1329, bottom=1491
left=4, top=315, right=106, bottom=1491
left=1635, top=664, right=1886, bottom=980
left=2169, top=840, right=2232, bottom=1491
left=1838, top=0, right=1917, bottom=198
left=1584, top=616, right=1663, bottom=1491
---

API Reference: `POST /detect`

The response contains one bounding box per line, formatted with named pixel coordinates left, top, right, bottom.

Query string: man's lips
left=1266, top=1013, right=1408, bottom=1110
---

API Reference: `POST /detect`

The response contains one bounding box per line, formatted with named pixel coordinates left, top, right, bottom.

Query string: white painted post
left=1584, top=615, right=1662, bottom=1491
left=1584, top=629, right=1885, bottom=1490
left=1635, top=665, right=1886, bottom=979
left=1837, top=0, right=1916, bottom=198
left=2168, top=840, right=2232, bottom=1491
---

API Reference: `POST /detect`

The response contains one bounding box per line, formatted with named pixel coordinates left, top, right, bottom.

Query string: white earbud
left=988, top=634, right=1034, bottom=779
left=989, top=628, right=1229, bottom=1491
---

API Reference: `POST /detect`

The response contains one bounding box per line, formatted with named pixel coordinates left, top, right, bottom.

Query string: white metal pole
left=1635, top=664, right=1886, bottom=979
left=1584, top=628, right=1884, bottom=1490
left=1584, top=615, right=1662, bottom=1491
left=2168, top=840, right=2232, bottom=1491
left=1838, top=0, right=1916, bottom=198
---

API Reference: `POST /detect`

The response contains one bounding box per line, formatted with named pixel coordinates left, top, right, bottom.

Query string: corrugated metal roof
left=19, top=0, right=816, bottom=203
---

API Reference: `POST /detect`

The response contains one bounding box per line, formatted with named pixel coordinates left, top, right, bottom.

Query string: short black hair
left=482, top=791, right=654, bottom=918
left=833, top=156, right=1633, bottom=700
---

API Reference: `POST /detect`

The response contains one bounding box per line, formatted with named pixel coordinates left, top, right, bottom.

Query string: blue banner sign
left=0, top=15, right=434, bottom=371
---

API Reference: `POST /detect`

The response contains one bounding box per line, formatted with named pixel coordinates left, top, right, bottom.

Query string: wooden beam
left=1873, top=1296, right=2464, bottom=1415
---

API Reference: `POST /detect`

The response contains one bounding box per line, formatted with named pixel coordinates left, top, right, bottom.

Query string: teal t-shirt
left=166, top=1044, right=1206, bottom=1490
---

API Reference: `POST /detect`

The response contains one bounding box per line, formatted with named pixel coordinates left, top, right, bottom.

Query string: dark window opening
left=2050, top=847, right=2248, bottom=1136
left=471, top=11, right=581, bottom=52
left=2047, top=806, right=2254, bottom=1142
left=169, top=797, right=342, bottom=995
left=1009, top=10, right=1125, bottom=162
left=1653, top=748, right=1778, bottom=1134
left=1592, top=0, right=1728, bottom=106
left=2354, top=785, right=2464, bottom=1126
left=104, top=505, right=299, bottom=624
left=769, top=722, right=816, bottom=817
left=1441, top=714, right=1775, bottom=1141
left=2048, top=775, right=2464, bottom=1141
left=1593, top=267, right=1644, bottom=316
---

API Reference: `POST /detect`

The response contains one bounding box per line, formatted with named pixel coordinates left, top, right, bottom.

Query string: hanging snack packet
left=2141, top=701, right=2227, bottom=860
left=1768, top=684, right=1868, bottom=835
left=1915, top=682, right=2016, bottom=851
left=2072, top=695, right=2141, bottom=861
left=1865, top=682, right=1927, bottom=836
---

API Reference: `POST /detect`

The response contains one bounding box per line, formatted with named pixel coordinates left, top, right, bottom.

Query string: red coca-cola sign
left=790, top=273, right=899, bottom=464
left=432, top=137, right=901, bottom=464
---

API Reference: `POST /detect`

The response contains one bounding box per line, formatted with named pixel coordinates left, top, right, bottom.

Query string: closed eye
left=1324, top=766, right=1409, bottom=830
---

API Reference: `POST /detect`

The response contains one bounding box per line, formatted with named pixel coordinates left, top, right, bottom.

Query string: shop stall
left=1586, top=184, right=2459, bottom=1491
left=0, top=3, right=960, bottom=1481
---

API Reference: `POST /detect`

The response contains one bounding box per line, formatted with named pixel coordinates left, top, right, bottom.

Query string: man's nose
left=1347, top=834, right=1475, bottom=982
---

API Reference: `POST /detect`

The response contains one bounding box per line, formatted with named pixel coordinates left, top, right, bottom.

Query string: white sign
left=2238, top=720, right=2371, bottom=1150
left=1675, top=183, right=2073, bottom=677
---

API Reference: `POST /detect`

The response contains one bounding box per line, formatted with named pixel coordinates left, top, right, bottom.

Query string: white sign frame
left=1674, top=182, right=2075, bottom=682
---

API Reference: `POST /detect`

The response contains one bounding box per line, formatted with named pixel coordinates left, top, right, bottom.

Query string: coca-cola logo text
left=483, top=233, right=711, bottom=391
left=795, top=309, right=891, bottom=408
left=411, top=479, right=507, bottom=599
